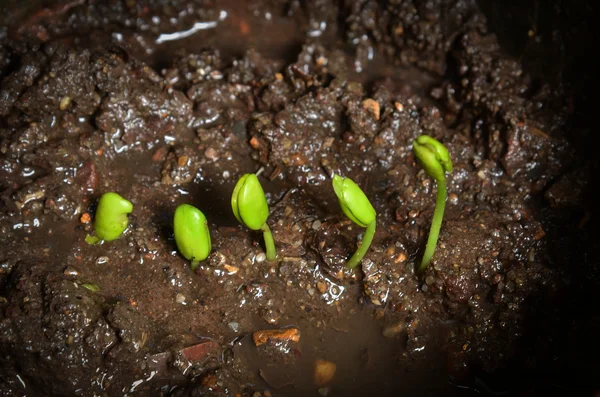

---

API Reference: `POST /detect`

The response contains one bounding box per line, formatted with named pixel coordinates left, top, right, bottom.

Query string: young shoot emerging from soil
left=86, top=192, right=133, bottom=244
left=231, top=173, right=276, bottom=261
left=332, top=175, right=377, bottom=269
left=412, top=135, right=453, bottom=272
left=174, top=204, right=211, bottom=270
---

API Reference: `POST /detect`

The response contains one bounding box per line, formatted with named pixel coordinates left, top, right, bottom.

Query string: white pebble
left=175, top=293, right=186, bottom=304
left=312, top=220, right=322, bottom=230
left=256, top=253, right=266, bottom=263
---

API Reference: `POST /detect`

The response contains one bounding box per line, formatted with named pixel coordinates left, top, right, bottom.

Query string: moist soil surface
left=0, top=1, right=598, bottom=396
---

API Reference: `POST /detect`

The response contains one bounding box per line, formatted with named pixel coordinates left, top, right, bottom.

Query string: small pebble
left=448, top=193, right=459, bottom=205
left=408, top=210, right=420, bottom=218
left=361, top=98, right=380, bottom=120
left=316, top=281, right=327, bottom=294
left=63, top=266, right=79, bottom=277
left=175, top=293, right=186, bottom=304
left=204, top=147, right=218, bottom=161
left=223, top=264, right=239, bottom=274
left=228, top=322, right=240, bottom=333
left=96, top=256, right=109, bottom=264
left=59, top=96, right=71, bottom=110
left=255, top=253, right=266, bottom=263
left=312, top=220, right=322, bottom=230
left=177, top=155, right=189, bottom=167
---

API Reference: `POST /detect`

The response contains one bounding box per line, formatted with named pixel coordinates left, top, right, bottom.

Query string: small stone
left=223, top=264, right=239, bottom=274
left=175, top=293, right=186, bottom=304
left=256, top=253, right=266, bottom=263
left=448, top=193, right=458, bottom=205
left=228, top=322, right=240, bottom=332
left=362, top=98, right=380, bottom=120
left=177, top=155, right=189, bottom=167
left=408, top=209, right=420, bottom=218
left=385, top=246, right=395, bottom=257
left=96, top=256, right=109, bottom=264
left=394, top=102, right=404, bottom=112
left=204, top=147, right=218, bottom=161
left=314, top=359, right=336, bottom=386
left=63, top=266, right=79, bottom=277
left=394, top=252, right=407, bottom=263
left=312, top=220, right=322, bottom=230
left=59, top=96, right=71, bottom=110
left=253, top=328, right=300, bottom=346
left=316, top=281, right=327, bottom=294
left=534, top=226, right=546, bottom=240
left=180, top=341, right=219, bottom=361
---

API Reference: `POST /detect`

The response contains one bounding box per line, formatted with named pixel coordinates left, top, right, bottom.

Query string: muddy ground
left=0, top=1, right=598, bottom=396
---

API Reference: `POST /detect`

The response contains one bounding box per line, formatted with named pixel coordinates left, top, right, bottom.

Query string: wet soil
left=1, top=1, right=598, bottom=396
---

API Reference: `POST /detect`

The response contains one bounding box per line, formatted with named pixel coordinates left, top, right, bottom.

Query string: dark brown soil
left=1, top=1, right=598, bottom=396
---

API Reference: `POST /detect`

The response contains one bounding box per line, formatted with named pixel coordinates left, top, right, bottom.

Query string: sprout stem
left=347, top=220, right=376, bottom=269
left=419, top=179, right=446, bottom=272
left=261, top=223, right=276, bottom=261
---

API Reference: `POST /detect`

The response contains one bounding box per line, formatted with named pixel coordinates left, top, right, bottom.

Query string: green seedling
left=91, top=192, right=133, bottom=243
left=174, top=204, right=211, bottom=270
left=332, top=175, right=377, bottom=269
left=231, top=173, right=276, bottom=261
left=412, top=135, right=453, bottom=272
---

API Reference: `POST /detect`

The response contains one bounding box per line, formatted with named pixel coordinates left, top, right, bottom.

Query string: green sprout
left=412, top=135, right=453, bottom=272
left=82, top=283, right=100, bottom=292
left=92, top=192, right=133, bottom=242
left=332, top=175, right=377, bottom=269
left=174, top=204, right=211, bottom=270
left=231, top=173, right=276, bottom=261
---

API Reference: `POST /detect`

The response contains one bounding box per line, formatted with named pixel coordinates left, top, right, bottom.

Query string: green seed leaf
left=174, top=204, right=211, bottom=265
left=332, top=175, right=376, bottom=228
left=231, top=173, right=269, bottom=230
left=412, top=135, right=453, bottom=182
left=82, top=283, right=100, bottom=292
left=85, top=234, right=101, bottom=245
left=94, top=192, right=133, bottom=241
